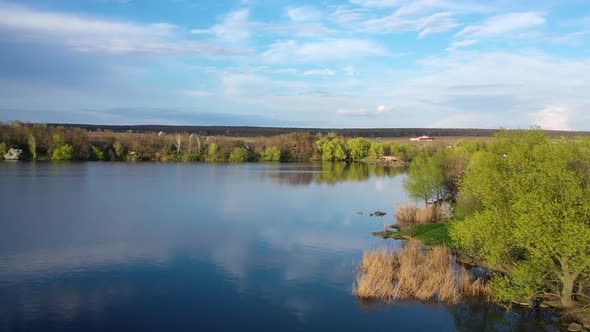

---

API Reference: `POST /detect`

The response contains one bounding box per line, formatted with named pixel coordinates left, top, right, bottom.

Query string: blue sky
left=0, top=0, right=589, bottom=129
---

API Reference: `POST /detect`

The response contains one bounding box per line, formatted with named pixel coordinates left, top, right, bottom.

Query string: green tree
left=0, top=142, right=6, bottom=160
left=53, top=134, right=66, bottom=147
left=403, top=152, right=446, bottom=205
left=113, top=141, right=125, bottom=160
left=369, top=143, right=385, bottom=158
left=316, top=137, right=348, bottom=162
left=262, top=146, right=281, bottom=162
left=52, top=144, right=75, bottom=161
left=207, top=143, right=224, bottom=161
left=91, top=146, right=105, bottom=161
left=27, top=131, right=37, bottom=160
left=347, top=137, right=371, bottom=160
left=450, top=130, right=590, bottom=307
left=229, top=147, right=249, bottom=162
left=51, top=134, right=75, bottom=161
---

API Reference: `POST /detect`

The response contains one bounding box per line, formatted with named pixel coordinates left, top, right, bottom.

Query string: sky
left=0, top=0, right=589, bottom=129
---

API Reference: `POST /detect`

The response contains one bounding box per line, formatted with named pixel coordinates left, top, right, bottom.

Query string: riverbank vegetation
left=354, top=245, right=489, bottom=304
left=364, top=129, right=590, bottom=327
left=0, top=122, right=428, bottom=163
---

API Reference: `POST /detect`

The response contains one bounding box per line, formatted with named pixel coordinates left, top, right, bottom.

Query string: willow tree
left=347, top=137, right=371, bottom=161
left=451, top=130, right=590, bottom=307
left=403, top=151, right=446, bottom=205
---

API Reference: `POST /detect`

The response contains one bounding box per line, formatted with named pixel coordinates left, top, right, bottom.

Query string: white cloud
left=329, top=6, right=369, bottom=23
left=418, top=12, right=460, bottom=38
left=531, top=106, right=571, bottom=130
left=381, top=51, right=589, bottom=129
left=0, top=3, right=247, bottom=56
left=193, top=9, right=331, bottom=39
left=194, top=9, right=252, bottom=43
left=303, top=69, right=336, bottom=76
left=446, top=39, right=477, bottom=51
left=343, top=65, right=357, bottom=76
left=350, top=0, right=402, bottom=8
left=351, top=0, right=491, bottom=15
left=336, top=108, right=369, bottom=116
left=362, top=11, right=459, bottom=37
left=336, top=105, right=391, bottom=117
left=262, top=39, right=386, bottom=63
left=456, top=12, right=545, bottom=37
left=182, top=90, right=212, bottom=97
left=286, top=6, right=322, bottom=22
left=376, top=105, right=392, bottom=114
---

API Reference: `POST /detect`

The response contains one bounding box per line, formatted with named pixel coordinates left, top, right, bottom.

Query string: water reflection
left=0, top=163, right=558, bottom=331
left=262, top=162, right=404, bottom=186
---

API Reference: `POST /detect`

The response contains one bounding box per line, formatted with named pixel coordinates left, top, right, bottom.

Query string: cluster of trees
left=0, top=122, right=427, bottom=163
left=315, top=134, right=421, bottom=162
left=403, top=139, right=487, bottom=205
left=450, top=131, right=590, bottom=309
left=402, top=129, right=590, bottom=310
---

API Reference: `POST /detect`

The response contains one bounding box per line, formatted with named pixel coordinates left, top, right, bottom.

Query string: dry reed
left=395, top=204, right=439, bottom=225
left=354, top=244, right=489, bottom=304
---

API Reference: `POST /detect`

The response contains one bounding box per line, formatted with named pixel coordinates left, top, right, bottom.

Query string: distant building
left=410, top=135, right=435, bottom=141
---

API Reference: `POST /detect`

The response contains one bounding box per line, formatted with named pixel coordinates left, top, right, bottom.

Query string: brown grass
left=354, top=244, right=489, bottom=304
left=395, top=204, right=439, bottom=225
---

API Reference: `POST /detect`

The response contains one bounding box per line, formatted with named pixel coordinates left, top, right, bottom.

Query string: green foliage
left=404, top=152, right=446, bottom=204
left=27, top=132, right=37, bottom=159
left=369, top=143, right=385, bottom=158
left=347, top=137, right=371, bottom=160
left=455, top=139, right=486, bottom=154
left=113, top=141, right=125, bottom=160
left=262, top=146, right=281, bottom=162
left=450, top=130, right=590, bottom=307
left=53, top=134, right=66, bottom=147
left=0, top=142, right=6, bottom=160
left=390, top=143, right=419, bottom=161
left=315, top=136, right=349, bottom=161
left=91, top=146, right=105, bottom=161
left=489, top=262, right=547, bottom=306
left=51, top=134, right=75, bottom=160
left=207, top=143, right=225, bottom=161
left=52, top=144, right=75, bottom=161
left=229, top=147, right=249, bottom=162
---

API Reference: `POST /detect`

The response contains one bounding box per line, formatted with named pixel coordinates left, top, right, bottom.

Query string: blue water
left=0, top=163, right=557, bottom=331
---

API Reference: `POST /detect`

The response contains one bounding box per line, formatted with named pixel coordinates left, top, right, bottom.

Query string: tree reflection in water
left=264, top=163, right=405, bottom=186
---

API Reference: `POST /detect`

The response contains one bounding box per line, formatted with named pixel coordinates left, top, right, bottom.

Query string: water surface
left=0, top=163, right=557, bottom=331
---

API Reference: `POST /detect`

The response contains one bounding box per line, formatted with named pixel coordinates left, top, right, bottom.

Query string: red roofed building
left=410, top=135, right=435, bottom=141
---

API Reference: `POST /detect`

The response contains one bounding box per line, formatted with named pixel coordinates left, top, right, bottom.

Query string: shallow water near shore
left=0, top=162, right=559, bottom=331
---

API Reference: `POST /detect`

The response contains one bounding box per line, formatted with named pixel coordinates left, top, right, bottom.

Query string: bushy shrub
left=52, top=144, right=75, bottom=161
left=262, top=146, right=281, bottom=162
left=229, top=147, right=248, bottom=162
left=0, top=142, right=6, bottom=160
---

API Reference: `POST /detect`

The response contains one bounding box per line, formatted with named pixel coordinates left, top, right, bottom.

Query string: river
left=0, top=162, right=558, bottom=331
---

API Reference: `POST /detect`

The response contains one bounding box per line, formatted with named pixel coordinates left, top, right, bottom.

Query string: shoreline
left=370, top=222, right=589, bottom=329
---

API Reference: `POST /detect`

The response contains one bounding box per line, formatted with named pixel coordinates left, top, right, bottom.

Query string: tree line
left=402, top=129, right=590, bottom=311
left=1, top=122, right=428, bottom=163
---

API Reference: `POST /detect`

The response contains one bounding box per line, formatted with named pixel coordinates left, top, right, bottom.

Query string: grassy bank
left=373, top=223, right=451, bottom=247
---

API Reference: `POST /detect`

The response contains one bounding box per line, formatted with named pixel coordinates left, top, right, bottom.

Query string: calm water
left=0, top=163, right=558, bottom=332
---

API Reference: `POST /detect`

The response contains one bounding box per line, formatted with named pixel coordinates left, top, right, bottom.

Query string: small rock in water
left=357, top=212, right=363, bottom=215
left=371, top=211, right=387, bottom=217
left=567, top=322, right=583, bottom=331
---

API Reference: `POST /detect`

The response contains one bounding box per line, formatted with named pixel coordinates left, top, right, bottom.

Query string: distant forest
left=2, top=121, right=590, bottom=162
left=48, top=123, right=590, bottom=138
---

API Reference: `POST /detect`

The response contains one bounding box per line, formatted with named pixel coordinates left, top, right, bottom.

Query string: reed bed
left=354, top=245, right=489, bottom=304
left=395, top=204, right=439, bottom=225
